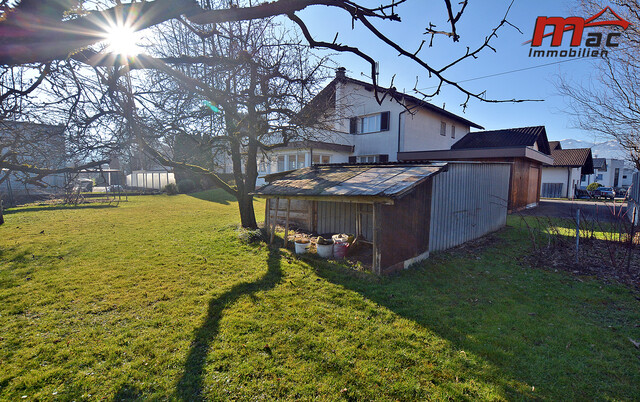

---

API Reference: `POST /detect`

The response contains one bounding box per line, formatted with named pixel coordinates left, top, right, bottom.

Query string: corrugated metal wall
left=629, top=172, right=640, bottom=202
left=317, top=202, right=373, bottom=240
left=429, top=163, right=511, bottom=252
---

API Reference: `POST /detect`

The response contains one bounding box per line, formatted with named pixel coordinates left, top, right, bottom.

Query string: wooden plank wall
left=266, top=199, right=313, bottom=231
left=378, top=179, right=432, bottom=274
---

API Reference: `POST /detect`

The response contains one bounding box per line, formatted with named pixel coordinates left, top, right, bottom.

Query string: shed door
left=528, top=165, right=540, bottom=206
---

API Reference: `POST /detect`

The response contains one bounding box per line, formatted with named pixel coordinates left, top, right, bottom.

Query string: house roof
left=254, top=163, right=446, bottom=202
left=593, top=158, right=607, bottom=169
left=450, top=126, right=551, bottom=155
left=549, top=148, right=594, bottom=174
left=549, top=141, right=561, bottom=150
left=302, top=75, right=484, bottom=130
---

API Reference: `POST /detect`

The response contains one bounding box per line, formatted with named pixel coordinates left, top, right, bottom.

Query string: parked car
left=615, top=187, right=629, bottom=198
left=594, top=187, right=615, bottom=200
left=575, top=187, right=592, bottom=199
left=108, top=184, right=124, bottom=192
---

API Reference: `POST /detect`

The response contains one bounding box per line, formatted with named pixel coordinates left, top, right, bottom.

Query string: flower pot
left=316, top=243, right=334, bottom=258
left=294, top=241, right=310, bottom=254
left=333, top=241, right=349, bottom=259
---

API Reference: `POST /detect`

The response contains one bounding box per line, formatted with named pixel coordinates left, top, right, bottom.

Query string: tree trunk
left=237, top=190, right=257, bottom=229
left=0, top=195, right=4, bottom=226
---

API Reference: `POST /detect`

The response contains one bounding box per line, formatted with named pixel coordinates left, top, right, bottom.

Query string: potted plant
left=315, top=236, right=334, bottom=258
left=294, top=237, right=310, bottom=254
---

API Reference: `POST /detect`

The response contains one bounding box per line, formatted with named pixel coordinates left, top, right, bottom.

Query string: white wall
left=127, top=171, right=175, bottom=190
left=541, top=166, right=582, bottom=198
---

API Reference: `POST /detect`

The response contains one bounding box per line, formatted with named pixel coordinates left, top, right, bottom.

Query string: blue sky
left=295, top=0, right=613, bottom=142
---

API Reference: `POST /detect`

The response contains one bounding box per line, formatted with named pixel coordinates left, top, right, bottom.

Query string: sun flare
left=105, top=24, right=140, bottom=56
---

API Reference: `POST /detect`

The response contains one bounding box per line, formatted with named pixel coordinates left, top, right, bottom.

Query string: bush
left=164, top=183, right=178, bottom=195
left=177, top=179, right=196, bottom=194
left=587, top=182, right=603, bottom=191
left=237, top=227, right=265, bottom=243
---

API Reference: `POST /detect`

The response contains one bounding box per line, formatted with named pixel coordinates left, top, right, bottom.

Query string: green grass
left=1, top=191, right=639, bottom=400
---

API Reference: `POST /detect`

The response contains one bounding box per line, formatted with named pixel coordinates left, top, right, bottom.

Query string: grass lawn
left=1, top=190, right=639, bottom=400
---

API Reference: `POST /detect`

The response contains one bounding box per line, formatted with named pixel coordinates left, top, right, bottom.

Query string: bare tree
left=557, top=0, right=640, bottom=168
left=0, top=0, right=526, bottom=226
left=106, top=15, right=333, bottom=228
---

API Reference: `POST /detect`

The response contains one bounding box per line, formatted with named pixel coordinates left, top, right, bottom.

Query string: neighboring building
left=580, top=158, right=629, bottom=188
left=540, top=141, right=594, bottom=198
left=256, top=67, right=483, bottom=185
left=0, top=121, right=67, bottom=204
left=398, top=126, right=553, bottom=211
left=255, top=162, right=510, bottom=275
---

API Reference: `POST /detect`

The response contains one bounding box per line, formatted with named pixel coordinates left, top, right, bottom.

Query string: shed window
left=440, top=121, right=446, bottom=136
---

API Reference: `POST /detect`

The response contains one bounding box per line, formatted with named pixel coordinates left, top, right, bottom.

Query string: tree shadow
left=187, top=189, right=237, bottom=205
left=4, top=204, right=117, bottom=215
left=174, top=248, right=283, bottom=400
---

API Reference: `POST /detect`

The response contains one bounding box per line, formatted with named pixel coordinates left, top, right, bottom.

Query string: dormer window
left=349, top=111, right=390, bottom=134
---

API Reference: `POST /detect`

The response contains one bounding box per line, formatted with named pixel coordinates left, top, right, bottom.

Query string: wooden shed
left=254, top=162, right=511, bottom=275
left=398, top=126, right=553, bottom=212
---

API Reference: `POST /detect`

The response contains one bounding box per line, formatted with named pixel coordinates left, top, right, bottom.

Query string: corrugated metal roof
left=254, top=163, right=446, bottom=199
left=451, top=126, right=550, bottom=155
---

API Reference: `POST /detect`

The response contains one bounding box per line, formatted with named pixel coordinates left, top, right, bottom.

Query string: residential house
left=398, top=126, right=553, bottom=211
left=540, top=141, right=594, bottom=198
left=256, top=67, right=483, bottom=185
left=580, top=157, right=630, bottom=189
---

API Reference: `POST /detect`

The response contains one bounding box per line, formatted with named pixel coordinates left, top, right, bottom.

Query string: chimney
left=336, top=67, right=346, bottom=79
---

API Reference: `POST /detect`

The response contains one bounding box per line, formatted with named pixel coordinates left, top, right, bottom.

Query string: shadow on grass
left=174, top=248, right=283, bottom=401
left=4, top=204, right=117, bottom=215
left=187, top=189, right=237, bottom=205
left=311, top=229, right=640, bottom=400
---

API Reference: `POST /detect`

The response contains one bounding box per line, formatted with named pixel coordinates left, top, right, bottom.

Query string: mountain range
left=559, top=139, right=628, bottom=161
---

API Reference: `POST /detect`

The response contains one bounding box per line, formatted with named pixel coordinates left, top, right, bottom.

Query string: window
left=349, top=111, right=390, bottom=134
left=451, top=125, right=456, bottom=139
left=596, top=174, right=603, bottom=180
left=581, top=174, right=587, bottom=182
left=357, top=155, right=380, bottom=163
left=277, top=155, right=285, bottom=172
left=297, top=154, right=306, bottom=168
left=288, top=154, right=305, bottom=170
left=258, top=157, right=268, bottom=173
left=623, top=175, right=628, bottom=179
left=312, top=154, right=331, bottom=164
left=440, top=121, right=446, bottom=136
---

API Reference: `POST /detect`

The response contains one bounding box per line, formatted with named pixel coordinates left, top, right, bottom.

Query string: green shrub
left=587, top=182, right=603, bottom=191
left=164, top=183, right=178, bottom=195
left=177, top=179, right=196, bottom=194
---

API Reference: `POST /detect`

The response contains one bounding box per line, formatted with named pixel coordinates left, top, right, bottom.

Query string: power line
left=417, top=57, right=584, bottom=90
